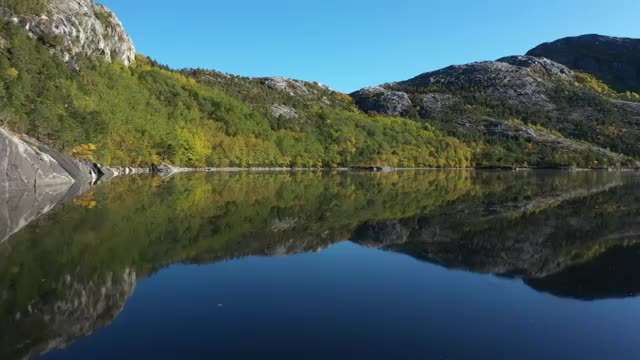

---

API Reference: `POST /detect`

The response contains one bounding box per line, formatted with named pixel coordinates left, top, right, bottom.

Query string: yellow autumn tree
left=69, top=144, right=97, bottom=161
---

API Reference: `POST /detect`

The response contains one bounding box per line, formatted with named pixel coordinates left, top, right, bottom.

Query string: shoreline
left=2, top=162, right=636, bottom=245
left=115, top=165, right=640, bottom=175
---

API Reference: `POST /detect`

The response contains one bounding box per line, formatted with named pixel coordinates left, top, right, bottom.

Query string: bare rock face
left=351, top=56, right=575, bottom=118
left=412, top=93, right=458, bottom=118
left=351, top=86, right=414, bottom=117
left=255, top=76, right=332, bottom=97
left=497, top=55, right=575, bottom=79
left=0, top=0, right=136, bottom=66
left=270, top=104, right=299, bottom=119
left=0, top=128, right=103, bottom=243
left=0, top=128, right=74, bottom=191
left=389, top=60, right=559, bottom=111
left=350, top=50, right=640, bottom=161
left=527, top=34, right=640, bottom=93
left=0, top=128, right=100, bottom=190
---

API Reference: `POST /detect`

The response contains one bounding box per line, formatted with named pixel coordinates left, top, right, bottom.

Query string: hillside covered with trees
left=0, top=16, right=473, bottom=168
left=0, top=0, right=639, bottom=169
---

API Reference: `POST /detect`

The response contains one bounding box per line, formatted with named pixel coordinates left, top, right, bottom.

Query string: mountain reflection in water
left=1, top=170, right=639, bottom=359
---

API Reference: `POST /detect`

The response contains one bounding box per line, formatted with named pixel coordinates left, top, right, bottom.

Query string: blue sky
left=100, top=0, right=640, bottom=93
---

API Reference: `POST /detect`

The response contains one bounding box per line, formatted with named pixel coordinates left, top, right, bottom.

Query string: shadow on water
left=1, top=170, right=639, bottom=358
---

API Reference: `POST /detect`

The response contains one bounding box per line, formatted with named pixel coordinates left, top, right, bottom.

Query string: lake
left=2, top=170, right=640, bottom=359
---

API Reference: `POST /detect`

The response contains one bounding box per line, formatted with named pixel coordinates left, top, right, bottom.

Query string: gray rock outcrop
left=0, top=0, right=136, bottom=66
left=412, top=93, right=457, bottom=118
left=0, top=128, right=74, bottom=191
left=255, top=77, right=332, bottom=97
left=0, top=127, right=98, bottom=191
left=351, top=56, right=574, bottom=118
left=0, top=128, right=104, bottom=243
left=389, top=60, right=560, bottom=111
left=497, top=55, right=575, bottom=79
left=270, top=104, right=299, bottom=119
left=527, top=34, right=640, bottom=92
left=351, top=86, right=414, bottom=117
left=350, top=48, right=640, bottom=163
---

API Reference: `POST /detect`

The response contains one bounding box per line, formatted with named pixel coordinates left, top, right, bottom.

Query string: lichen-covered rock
left=350, top=86, right=414, bottom=117
left=0, top=0, right=136, bottom=66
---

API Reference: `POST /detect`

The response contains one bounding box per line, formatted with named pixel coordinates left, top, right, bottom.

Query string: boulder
left=155, top=162, right=179, bottom=174
left=0, top=128, right=74, bottom=191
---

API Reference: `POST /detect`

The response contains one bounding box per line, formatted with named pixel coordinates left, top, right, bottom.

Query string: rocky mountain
left=0, top=0, right=135, bottom=66
left=527, top=34, right=640, bottom=93
left=352, top=56, right=572, bottom=116
left=0, top=0, right=639, bottom=172
left=352, top=53, right=640, bottom=167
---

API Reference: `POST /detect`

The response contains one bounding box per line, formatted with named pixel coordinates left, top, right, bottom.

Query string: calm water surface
left=1, top=170, right=640, bottom=359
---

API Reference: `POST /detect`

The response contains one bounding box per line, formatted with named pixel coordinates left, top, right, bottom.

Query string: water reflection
left=0, top=170, right=639, bottom=359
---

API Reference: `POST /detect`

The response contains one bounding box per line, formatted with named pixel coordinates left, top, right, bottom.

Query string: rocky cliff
left=0, top=0, right=136, bottom=66
left=527, top=34, right=640, bottom=93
